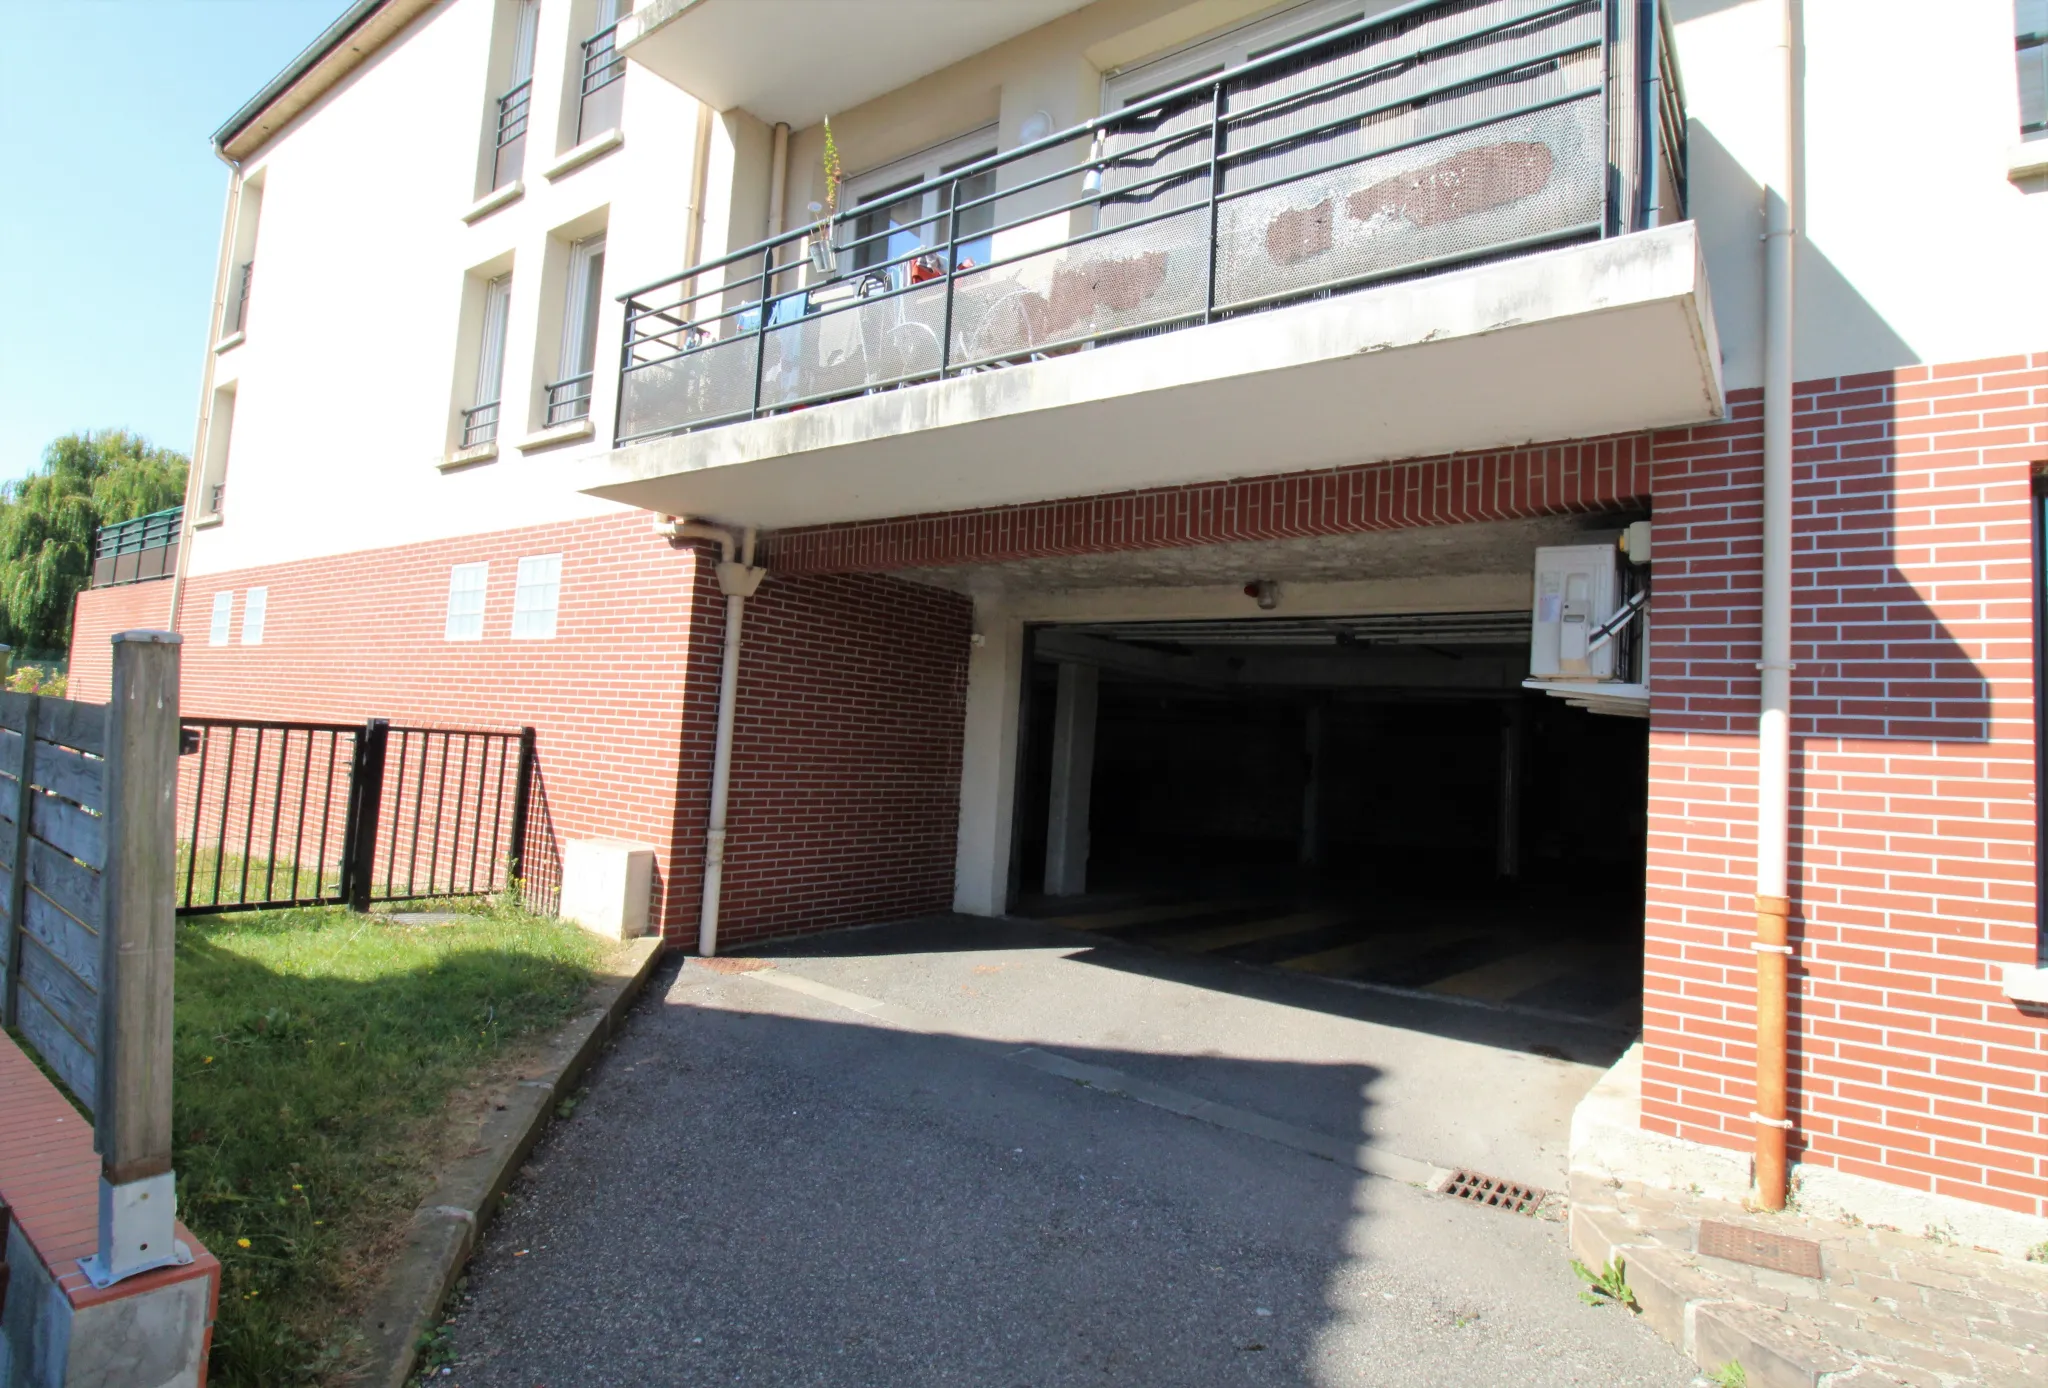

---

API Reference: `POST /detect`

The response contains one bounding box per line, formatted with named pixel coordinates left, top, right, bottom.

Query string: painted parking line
left=1424, top=941, right=1592, bottom=1003
left=1276, top=924, right=1491, bottom=977
left=1154, top=907, right=1355, bottom=953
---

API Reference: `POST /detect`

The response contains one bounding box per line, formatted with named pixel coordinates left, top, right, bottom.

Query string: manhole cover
left=1698, top=1221, right=1822, bottom=1278
left=1438, top=1169, right=1545, bottom=1215
left=690, top=956, right=775, bottom=974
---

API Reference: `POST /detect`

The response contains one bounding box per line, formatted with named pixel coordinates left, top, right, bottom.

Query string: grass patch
left=172, top=898, right=606, bottom=1386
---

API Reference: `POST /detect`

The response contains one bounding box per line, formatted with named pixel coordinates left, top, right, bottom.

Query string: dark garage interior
left=1012, top=612, right=1649, bottom=1028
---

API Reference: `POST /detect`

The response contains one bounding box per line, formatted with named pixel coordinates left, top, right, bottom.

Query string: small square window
left=511, top=554, right=561, bottom=639
left=241, top=586, right=268, bottom=646
left=446, top=562, right=489, bottom=640
left=209, top=591, right=234, bottom=646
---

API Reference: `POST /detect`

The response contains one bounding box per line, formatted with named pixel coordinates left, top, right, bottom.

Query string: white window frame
left=511, top=554, right=562, bottom=639
left=475, top=272, right=514, bottom=410
left=554, top=235, right=607, bottom=397
left=209, top=591, right=234, bottom=647
left=842, top=126, right=1001, bottom=278
left=446, top=562, right=490, bottom=641
left=240, top=587, right=268, bottom=646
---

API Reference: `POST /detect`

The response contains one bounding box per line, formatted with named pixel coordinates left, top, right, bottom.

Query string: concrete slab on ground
left=441, top=918, right=1689, bottom=1387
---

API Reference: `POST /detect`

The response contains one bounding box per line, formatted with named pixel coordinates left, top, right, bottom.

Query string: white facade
left=188, top=0, right=2047, bottom=578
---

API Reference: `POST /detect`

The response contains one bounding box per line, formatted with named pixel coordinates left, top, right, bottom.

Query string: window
left=446, top=563, right=489, bottom=640
left=576, top=0, right=625, bottom=143
left=209, top=591, right=234, bottom=646
left=221, top=176, right=263, bottom=340
left=200, top=384, right=235, bottom=517
left=511, top=554, right=561, bottom=639
left=241, top=587, right=268, bottom=645
left=547, top=236, right=606, bottom=425
left=464, top=273, right=513, bottom=449
left=1102, top=0, right=1376, bottom=106
left=2022, top=1, right=2047, bottom=140
left=492, top=0, right=542, bottom=189
left=845, top=130, right=999, bottom=281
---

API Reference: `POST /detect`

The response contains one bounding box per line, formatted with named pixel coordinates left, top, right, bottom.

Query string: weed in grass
left=172, top=901, right=604, bottom=1387
left=1706, top=1360, right=1748, bottom=1388
left=2027, top=1241, right=2048, bottom=1264
left=1572, top=1255, right=1639, bottom=1310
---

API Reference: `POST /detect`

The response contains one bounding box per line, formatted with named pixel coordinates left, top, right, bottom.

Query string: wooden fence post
left=82, top=630, right=189, bottom=1287
left=0, top=687, right=34, bottom=1031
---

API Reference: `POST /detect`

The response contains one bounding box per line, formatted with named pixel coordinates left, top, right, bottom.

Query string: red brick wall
left=677, top=571, right=972, bottom=950
left=765, top=435, right=1655, bottom=573
left=69, top=517, right=973, bottom=950
left=67, top=579, right=174, bottom=702
left=1646, top=353, right=2048, bottom=1217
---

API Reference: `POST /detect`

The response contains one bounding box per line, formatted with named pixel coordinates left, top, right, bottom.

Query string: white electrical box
left=1530, top=543, right=1620, bottom=680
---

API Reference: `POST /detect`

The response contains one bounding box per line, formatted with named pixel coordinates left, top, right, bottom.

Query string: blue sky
left=0, top=1, right=339, bottom=483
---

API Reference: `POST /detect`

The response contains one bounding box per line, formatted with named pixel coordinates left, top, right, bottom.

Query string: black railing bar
left=239, top=726, right=262, bottom=904
left=1211, top=39, right=1601, bottom=170
left=1203, top=81, right=1226, bottom=325
left=182, top=726, right=209, bottom=910
left=264, top=729, right=288, bottom=899
left=1655, top=0, right=1687, bottom=110
left=384, top=723, right=528, bottom=740
left=383, top=730, right=406, bottom=898
left=211, top=727, right=235, bottom=906
left=1213, top=83, right=1601, bottom=208
left=615, top=0, right=1590, bottom=304
left=176, top=895, right=337, bottom=918
left=318, top=730, right=340, bottom=898
left=1598, top=0, right=1612, bottom=237
left=1217, top=6, right=1597, bottom=140
left=1209, top=217, right=1601, bottom=316
left=459, top=736, right=481, bottom=893
left=406, top=731, right=428, bottom=898
left=291, top=730, right=313, bottom=900
left=487, top=739, right=508, bottom=892
left=428, top=733, right=450, bottom=894
left=181, top=716, right=366, bottom=734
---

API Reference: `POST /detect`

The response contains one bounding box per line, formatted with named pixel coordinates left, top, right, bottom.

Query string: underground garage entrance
left=1011, top=610, right=1648, bottom=1029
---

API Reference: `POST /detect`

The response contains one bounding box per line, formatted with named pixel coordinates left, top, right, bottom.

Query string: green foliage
left=820, top=116, right=842, bottom=219
left=0, top=429, right=187, bottom=656
left=1571, top=1255, right=1639, bottom=1310
left=174, top=903, right=604, bottom=1386
left=5, top=663, right=66, bottom=696
left=1707, top=1360, right=1749, bottom=1388
left=2028, top=1240, right=2048, bottom=1264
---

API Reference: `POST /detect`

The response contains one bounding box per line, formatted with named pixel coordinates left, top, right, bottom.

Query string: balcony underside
left=577, top=222, right=1721, bottom=532
left=618, top=0, right=1095, bottom=126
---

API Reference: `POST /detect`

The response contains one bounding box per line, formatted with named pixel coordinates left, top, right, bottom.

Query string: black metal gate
left=176, top=717, right=535, bottom=916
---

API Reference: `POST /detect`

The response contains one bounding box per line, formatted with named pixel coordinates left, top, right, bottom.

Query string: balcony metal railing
left=92, top=506, right=182, bottom=588
left=493, top=79, right=532, bottom=188
left=577, top=23, right=625, bottom=143
left=461, top=400, right=501, bottom=449
left=545, top=373, right=594, bottom=427
left=613, top=0, right=1688, bottom=448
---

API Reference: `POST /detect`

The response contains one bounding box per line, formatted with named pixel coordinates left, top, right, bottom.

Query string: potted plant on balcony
left=806, top=119, right=844, bottom=276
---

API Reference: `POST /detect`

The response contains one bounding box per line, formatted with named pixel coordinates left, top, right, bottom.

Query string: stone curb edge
left=1570, top=1202, right=1855, bottom=1388
left=351, top=936, right=668, bottom=1388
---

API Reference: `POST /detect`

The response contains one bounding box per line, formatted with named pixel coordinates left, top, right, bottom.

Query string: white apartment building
left=71, top=0, right=2048, bottom=1247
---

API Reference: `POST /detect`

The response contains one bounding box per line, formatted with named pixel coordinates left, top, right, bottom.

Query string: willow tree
left=0, top=430, right=188, bottom=657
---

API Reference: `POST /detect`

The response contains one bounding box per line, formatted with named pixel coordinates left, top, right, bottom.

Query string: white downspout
left=657, top=517, right=765, bottom=956
left=1753, top=0, right=1799, bottom=1213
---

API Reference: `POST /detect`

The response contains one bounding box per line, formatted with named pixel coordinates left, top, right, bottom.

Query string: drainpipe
left=682, top=100, right=714, bottom=297
left=1753, top=0, right=1800, bottom=1214
left=656, top=516, right=765, bottom=956
left=766, top=121, right=790, bottom=242
left=168, top=156, right=244, bottom=633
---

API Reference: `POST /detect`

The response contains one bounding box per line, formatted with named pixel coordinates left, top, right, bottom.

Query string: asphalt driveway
left=442, top=915, right=1691, bottom=1387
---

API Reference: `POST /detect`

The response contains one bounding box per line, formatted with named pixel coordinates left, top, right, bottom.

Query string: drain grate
left=1439, top=1169, right=1546, bottom=1215
left=691, top=956, right=775, bottom=974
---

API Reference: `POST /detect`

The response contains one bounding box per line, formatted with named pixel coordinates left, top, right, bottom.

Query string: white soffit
left=576, top=222, right=1725, bottom=532
left=618, top=0, right=1095, bottom=125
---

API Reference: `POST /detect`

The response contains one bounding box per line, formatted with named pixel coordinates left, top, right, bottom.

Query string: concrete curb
left=352, top=936, right=666, bottom=1388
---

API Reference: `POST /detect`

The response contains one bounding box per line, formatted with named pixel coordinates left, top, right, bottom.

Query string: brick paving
left=1569, top=1172, right=2048, bottom=1388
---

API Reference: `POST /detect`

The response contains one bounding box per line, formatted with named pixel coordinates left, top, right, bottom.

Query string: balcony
left=583, top=0, right=1717, bottom=531
left=92, top=506, right=182, bottom=588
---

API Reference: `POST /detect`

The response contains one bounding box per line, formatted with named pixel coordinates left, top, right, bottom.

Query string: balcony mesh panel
left=757, top=278, right=948, bottom=411
left=618, top=330, right=759, bottom=438
left=1215, top=0, right=1604, bottom=308
left=946, top=207, right=1211, bottom=367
